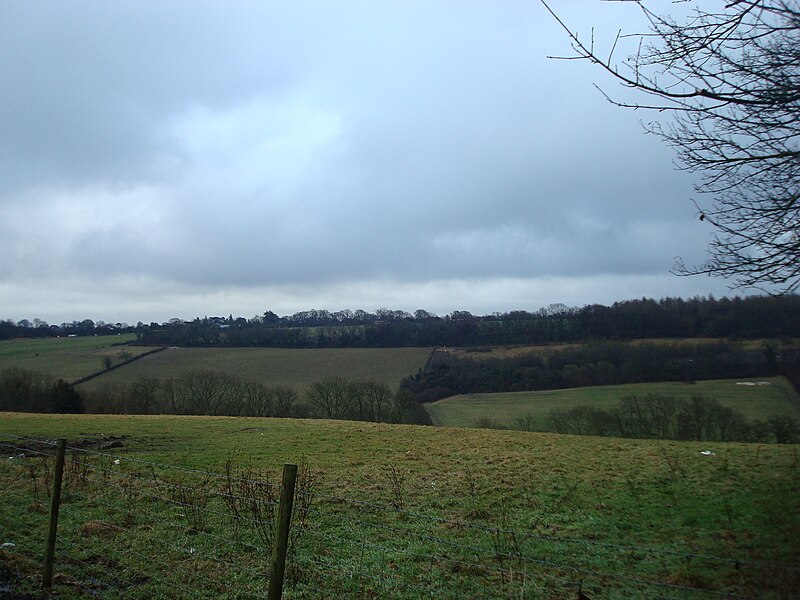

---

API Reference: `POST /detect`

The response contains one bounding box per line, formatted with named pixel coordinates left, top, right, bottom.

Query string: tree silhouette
left=542, top=0, right=800, bottom=293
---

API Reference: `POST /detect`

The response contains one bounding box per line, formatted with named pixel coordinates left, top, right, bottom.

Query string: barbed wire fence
left=0, top=431, right=798, bottom=599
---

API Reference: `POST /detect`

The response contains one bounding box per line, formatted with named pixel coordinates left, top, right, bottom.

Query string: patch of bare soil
left=0, top=555, right=46, bottom=600
left=8, top=435, right=127, bottom=458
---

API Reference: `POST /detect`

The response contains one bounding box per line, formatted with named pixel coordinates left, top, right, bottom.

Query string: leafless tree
left=306, top=376, right=350, bottom=419
left=127, top=378, right=162, bottom=415
left=360, top=380, right=393, bottom=422
left=542, top=0, right=800, bottom=293
left=241, top=380, right=274, bottom=417
left=272, top=385, right=298, bottom=418
left=176, top=370, right=241, bottom=415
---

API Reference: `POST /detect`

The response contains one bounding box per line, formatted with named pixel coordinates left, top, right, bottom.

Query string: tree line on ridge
left=3, top=295, right=799, bottom=347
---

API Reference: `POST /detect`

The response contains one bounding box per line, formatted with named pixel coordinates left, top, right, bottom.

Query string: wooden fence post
left=268, top=463, right=297, bottom=600
left=42, top=438, right=66, bottom=589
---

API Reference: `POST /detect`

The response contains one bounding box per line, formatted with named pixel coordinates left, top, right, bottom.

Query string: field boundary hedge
left=68, top=346, right=167, bottom=387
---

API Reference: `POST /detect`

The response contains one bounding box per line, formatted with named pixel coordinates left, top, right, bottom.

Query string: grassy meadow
left=1, top=413, right=798, bottom=598
left=77, top=346, right=433, bottom=393
left=0, top=334, right=149, bottom=382
left=426, top=377, right=800, bottom=428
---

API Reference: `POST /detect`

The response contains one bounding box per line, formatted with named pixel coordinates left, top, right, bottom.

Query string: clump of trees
left=405, top=339, right=796, bottom=403
left=76, top=370, right=431, bottom=425
left=0, top=366, right=432, bottom=426
left=546, top=394, right=799, bottom=444
left=81, top=371, right=299, bottom=418
left=0, top=368, right=84, bottom=413
left=307, top=377, right=432, bottom=425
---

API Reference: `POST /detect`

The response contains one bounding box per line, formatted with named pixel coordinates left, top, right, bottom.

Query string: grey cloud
left=0, top=2, right=310, bottom=191
left=0, top=0, right=728, bottom=322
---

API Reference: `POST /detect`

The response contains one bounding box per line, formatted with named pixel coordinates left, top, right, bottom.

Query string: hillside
left=1, top=413, right=797, bottom=598
left=76, top=346, right=433, bottom=393
left=0, top=334, right=148, bottom=382
left=426, top=376, right=800, bottom=428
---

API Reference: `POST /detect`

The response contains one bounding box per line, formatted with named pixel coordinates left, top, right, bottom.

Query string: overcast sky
left=0, top=0, right=741, bottom=325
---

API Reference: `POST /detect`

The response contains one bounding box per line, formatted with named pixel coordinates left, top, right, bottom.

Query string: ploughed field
left=1, top=413, right=798, bottom=598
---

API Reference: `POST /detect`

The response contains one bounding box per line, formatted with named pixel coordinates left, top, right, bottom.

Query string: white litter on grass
left=2, top=543, right=16, bottom=549
left=700, top=450, right=715, bottom=456
left=113, top=459, right=120, bottom=465
left=736, top=381, right=771, bottom=386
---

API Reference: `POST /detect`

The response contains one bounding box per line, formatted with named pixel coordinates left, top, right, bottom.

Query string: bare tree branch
left=542, top=0, right=800, bottom=293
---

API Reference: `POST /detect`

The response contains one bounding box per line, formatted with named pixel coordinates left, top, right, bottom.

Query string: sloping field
left=447, top=337, right=794, bottom=361
left=77, top=346, right=433, bottom=393
left=1, top=413, right=797, bottom=598
left=426, top=376, right=800, bottom=428
left=0, top=334, right=151, bottom=382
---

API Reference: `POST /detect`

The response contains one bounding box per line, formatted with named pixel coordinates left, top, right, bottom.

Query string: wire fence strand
left=0, top=431, right=795, bottom=599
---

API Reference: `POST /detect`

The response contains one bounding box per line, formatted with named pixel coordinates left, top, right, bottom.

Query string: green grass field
left=426, top=377, right=800, bottom=428
left=77, top=346, right=433, bottom=393
left=0, top=413, right=797, bottom=598
left=0, top=335, right=150, bottom=382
